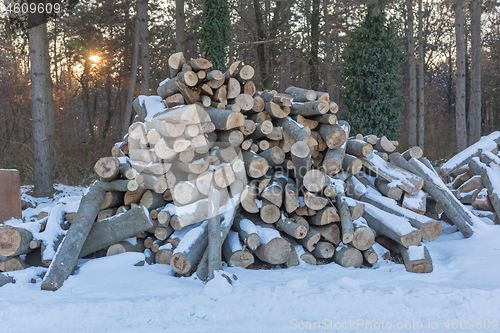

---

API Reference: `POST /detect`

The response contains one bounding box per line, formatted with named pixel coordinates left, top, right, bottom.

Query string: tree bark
left=29, top=10, right=55, bottom=197
left=175, top=0, right=185, bottom=53
left=207, top=188, right=222, bottom=280
left=417, top=0, right=425, bottom=150
left=455, top=3, right=467, bottom=152
left=123, top=18, right=140, bottom=136
left=468, top=0, right=481, bottom=145
left=137, top=0, right=150, bottom=95
left=407, top=0, right=417, bottom=147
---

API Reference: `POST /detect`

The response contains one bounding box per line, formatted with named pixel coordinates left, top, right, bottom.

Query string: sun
left=89, top=55, right=101, bottom=63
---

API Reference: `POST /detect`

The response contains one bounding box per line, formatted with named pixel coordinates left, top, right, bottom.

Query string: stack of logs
left=2, top=52, right=499, bottom=289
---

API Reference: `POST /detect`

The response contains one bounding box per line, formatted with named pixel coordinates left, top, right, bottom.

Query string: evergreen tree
left=339, top=9, right=406, bottom=140
left=199, top=0, right=231, bottom=71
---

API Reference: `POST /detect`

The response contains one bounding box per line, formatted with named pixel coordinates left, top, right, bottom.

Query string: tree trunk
left=122, top=18, right=140, bottom=136
left=137, top=0, right=150, bottom=95
left=407, top=0, right=417, bottom=147
left=323, top=0, right=333, bottom=98
left=175, top=0, right=185, bottom=53
left=455, top=3, right=467, bottom=152
left=468, top=0, right=481, bottom=145
left=29, top=11, right=55, bottom=197
left=41, top=183, right=107, bottom=291
left=417, top=0, right=425, bottom=150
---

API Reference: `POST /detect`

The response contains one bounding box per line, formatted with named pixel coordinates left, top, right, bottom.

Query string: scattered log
left=41, top=183, right=107, bottom=291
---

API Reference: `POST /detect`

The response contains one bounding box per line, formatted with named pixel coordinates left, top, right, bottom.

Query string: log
left=260, top=198, right=281, bottom=224
left=261, top=175, right=287, bottom=207
left=352, top=218, right=375, bottom=251
left=402, top=190, right=427, bottom=215
left=299, top=228, right=321, bottom=252
left=170, top=221, right=208, bottom=275
left=360, top=154, right=424, bottom=196
left=224, top=60, right=241, bottom=80
left=232, top=216, right=261, bottom=251
left=264, top=101, right=289, bottom=118
left=239, top=120, right=257, bottom=136
left=241, top=184, right=259, bottom=213
left=253, top=225, right=292, bottom=264
left=0, top=225, right=33, bottom=257
left=362, top=247, right=378, bottom=265
left=277, top=117, right=317, bottom=148
left=41, top=183, right=107, bottom=291
left=312, top=114, right=337, bottom=125
left=140, top=190, right=167, bottom=210
left=480, top=165, right=500, bottom=223
left=361, top=201, right=422, bottom=248
left=97, top=208, right=117, bottom=221
left=141, top=174, right=168, bottom=194
left=190, top=58, right=212, bottom=70
left=293, top=115, right=319, bottom=130
left=213, top=164, right=236, bottom=188
left=0, top=257, right=27, bottom=272
left=307, top=206, right=340, bottom=226
left=168, top=51, right=185, bottom=77
left=284, top=178, right=300, bottom=213
left=124, top=186, right=148, bottom=206
left=402, top=146, right=423, bottom=160
left=318, top=123, right=347, bottom=150
left=322, top=148, right=344, bottom=176
left=235, top=65, right=255, bottom=82
left=333, top=244, right=363, bottom=268
left=155, top=244, right=173, bottom=265
left=291, top=141, right=312, bottom=192
left=243, top=81, right=256, bottom=96
left=310, top=223, right=340, bottom=245
left=285, top=86, right=316, bottom=102
left=222, top=230, right=254, bottom=268
left=79, top=205, right=154, bottom=258
left=390, top=154, right=475, bottom=238
left=374, top=177, right=403, bottom=200
left=303, top=192, right=328, bottom=211
left=157, top=78, right=180, bottom=98
left=206, top=188, right=223, bottom=280
left=205, top=106, right=245, bottom=130
left=106, top=238, right=145, bottom=256
left=276, top=217, right=308, bottom=239
left=226, top=78, right=241, bottom=99
left=258, top=146, right=285, bottom=167
left=241, top=151, right=269, bottom=178
left=360, top=190, right=442, bottom=242
left=170, top=199, right=209, bottom=230
left=94, top=157, right=120, bottom=182
left=398, top=243, right=433, bottom=273
left=336, top=195, right=355, bottom=244
left=311, top=241, right=335, bottom=259
left=290, top=101, right=329, bottom=116
left=374, top=136, right=396, bottom=153
left=346, top=139, right=373, bottom=158
left=154, top=225, right=174, bottom=241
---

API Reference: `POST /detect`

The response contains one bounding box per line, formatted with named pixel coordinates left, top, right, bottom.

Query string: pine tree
left=339, top=9, right=406, bottom=140
left=199, top=0, right=231, bottom=71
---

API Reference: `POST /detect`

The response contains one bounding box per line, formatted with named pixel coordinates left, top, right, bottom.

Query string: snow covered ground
left=1, top=185, right=500, bottom=333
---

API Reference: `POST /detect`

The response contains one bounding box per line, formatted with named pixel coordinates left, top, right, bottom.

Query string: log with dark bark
left=41, top=183, right=107, bottom=291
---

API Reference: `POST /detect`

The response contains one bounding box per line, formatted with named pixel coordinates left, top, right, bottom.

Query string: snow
left=158, top=243, right=173, bottom=251
left=361, top=201, right=419, bottom=235
left=440, top=131, right=500, bottom=172
left=407, top=244, right=425, bottom=261
left=286, top=116, right=304, bottom=128
left=254, top=225, right=280, bottom=244
left=173, top=221, right=208, bottom=254
left=366, top=154, right=413, bottom=183
left=402, top=190, right=426, bottom=209
left=142, top=95, right=167, bottom=121
left=239, top=218, right=258, bottom=235
left=3, top=185, right=500, bottom=332
left=227, top=230, right=243, bottom=252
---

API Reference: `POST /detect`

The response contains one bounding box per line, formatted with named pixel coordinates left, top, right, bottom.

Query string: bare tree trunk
left=468, top=0, right=481, bottom=145
left=122, top=18, right=140, bottom=137
left=175, top=0, right=185, bottom=53
left=407, top=0, right=417, bottom=147
left=29, top=7, right=55, bottom=197
left=309, top=0, right=320, bottom=90
left=323, top=0, right=333, bottom=97
left=417, top=0, right=424, bottom=151
left=138, top=0, right=150, bottom=95
left=455, top=4, right=467, bottom=152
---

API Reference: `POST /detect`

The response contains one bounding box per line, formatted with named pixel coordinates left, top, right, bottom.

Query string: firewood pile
left=2, top=51, right=500, bottom=290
